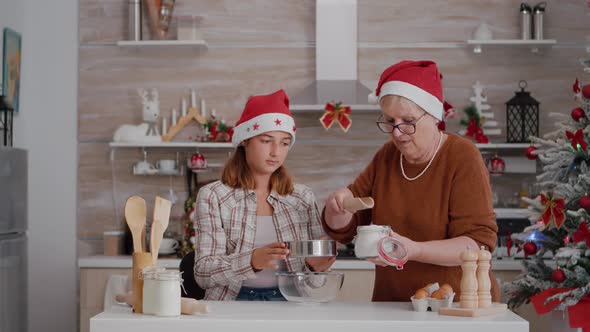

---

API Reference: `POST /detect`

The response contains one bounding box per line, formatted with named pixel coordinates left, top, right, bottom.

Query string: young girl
left=194, top=89, right=335, bottom=301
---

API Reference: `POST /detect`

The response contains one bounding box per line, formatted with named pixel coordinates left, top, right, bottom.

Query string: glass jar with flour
left=353, top=225, right=391, bottom=258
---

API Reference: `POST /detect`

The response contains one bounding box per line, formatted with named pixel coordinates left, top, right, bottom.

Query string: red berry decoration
left=551, top=268, right=566, bottom=283
left=523, top=241, right=537, bottom=258
left=571, top=107, right=586, bottom=122
left=579, top=194, right=590, bottom=210
left=583, top=84, right=590, bottom=99
left=525, top=146, right=538, bottom=160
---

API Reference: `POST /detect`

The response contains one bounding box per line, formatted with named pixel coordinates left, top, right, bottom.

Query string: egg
left=440, top=283, right=453, bottom=294
left=414, top=288, right=428, bottom=299
left=431, top=289, right=450, bottom=300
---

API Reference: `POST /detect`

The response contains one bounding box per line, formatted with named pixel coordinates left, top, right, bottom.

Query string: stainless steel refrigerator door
left=0, top=147, right=27, bottom=234
left=0, top=233, right=27, bottom=332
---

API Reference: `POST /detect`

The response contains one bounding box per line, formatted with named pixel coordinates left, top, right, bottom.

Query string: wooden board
left=439, top=302, right=508, bottom=317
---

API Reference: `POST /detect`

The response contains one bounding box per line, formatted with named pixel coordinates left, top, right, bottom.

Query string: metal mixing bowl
left=285, top=240, right=337, bottom=258
left=276, top=271, right=344, bottom=303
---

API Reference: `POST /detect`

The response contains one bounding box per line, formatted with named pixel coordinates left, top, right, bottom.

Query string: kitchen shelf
left=116, top=40, right=208, bottom=48
left=475, top=143, right=530, bottom=149
left=291, top=104, right=380, bottom=112
left=495, top=208, right=529, bottom=219
left=467, top=39, right=556, bottom=54
left=109, top=142, right=233, bottom=149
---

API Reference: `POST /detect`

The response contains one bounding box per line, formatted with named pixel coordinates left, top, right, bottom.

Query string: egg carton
left=410, top=293, right=455, bottom=312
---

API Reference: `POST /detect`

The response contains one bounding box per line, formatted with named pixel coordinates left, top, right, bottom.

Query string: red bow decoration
left=573, top=221, right=590, bottom=246
left=320, top=102, right=352, bottom=132
left=540, top=193, right=566, bottom=228
left=566, top=129, right=588, bottom=152
left=465, top=118, right=489, bottom=143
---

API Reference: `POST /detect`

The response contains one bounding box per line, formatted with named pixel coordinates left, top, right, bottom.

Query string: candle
left=162, top=118, right=168, bottom=135
left=200, top=98, right=206, bottom=118
left=172, top=108, right=177, bottom=126
left=181, top=98, right=187, bottom=117
left=191, top=89, right=196, bottom=108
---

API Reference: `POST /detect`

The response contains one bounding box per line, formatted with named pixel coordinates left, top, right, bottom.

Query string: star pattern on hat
left=275, top=118, right=282, bottom=126
left=253, top=123, right=260, bottom=130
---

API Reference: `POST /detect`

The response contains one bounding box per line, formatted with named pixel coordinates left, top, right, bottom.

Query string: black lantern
left=0, top=95, right=14, bottom=147
left=506, top=80, right=539, bottom=143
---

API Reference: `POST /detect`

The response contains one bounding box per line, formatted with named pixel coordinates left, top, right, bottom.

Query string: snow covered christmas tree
left=459, top=81, right=501, bottom=137
left=505, top=59, right=590, bottom=330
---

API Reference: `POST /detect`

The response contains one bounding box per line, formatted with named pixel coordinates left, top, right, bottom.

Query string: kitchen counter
left=78, top=255, right=527, bottom=271
left=90, top=302, right=528, bottom=332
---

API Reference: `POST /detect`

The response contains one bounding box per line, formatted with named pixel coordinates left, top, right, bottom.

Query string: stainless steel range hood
left=290, top=0, right=379, bottom=111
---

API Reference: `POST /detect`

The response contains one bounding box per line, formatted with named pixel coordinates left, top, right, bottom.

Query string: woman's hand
left=324, top=187, right=355, bottom=230
left=251, top=242, right=289, bottom=270
left=305, top=256, right=337, bottom=272
left=367, top=230, right=420, bottom=267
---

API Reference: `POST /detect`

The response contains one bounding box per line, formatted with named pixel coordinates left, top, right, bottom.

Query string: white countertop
left=90, top=302, right=528, bottom=332
left=78, top=255, right=526, bottom=271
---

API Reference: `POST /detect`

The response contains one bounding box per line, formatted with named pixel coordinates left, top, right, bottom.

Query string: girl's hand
left=305, top=256, right=336, bottom=272
left=251, top=242, right=289, bottom=270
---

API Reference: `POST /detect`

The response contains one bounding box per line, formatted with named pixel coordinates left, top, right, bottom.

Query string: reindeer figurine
left=138, top=88, right=160, bottom=136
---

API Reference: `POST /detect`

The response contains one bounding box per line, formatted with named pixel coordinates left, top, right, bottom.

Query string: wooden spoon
left=343, top=197, right=375, bottom=213
left=124, top=196, right=147, bottom=253
left=150, top=196, right=172, bottom=265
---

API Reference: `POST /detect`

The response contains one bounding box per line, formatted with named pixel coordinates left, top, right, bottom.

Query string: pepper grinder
left=477, top=246, right=492, bottom=308
left=459, top=247, right=479, bottom=309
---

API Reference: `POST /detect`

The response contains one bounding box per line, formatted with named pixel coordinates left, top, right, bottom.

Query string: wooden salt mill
left=459, top=247, right=478, bottom=309
left=477, top=246, right=492, bottom=308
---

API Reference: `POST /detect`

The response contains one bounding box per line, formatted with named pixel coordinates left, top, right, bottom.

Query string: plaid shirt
left=193, top=180, right=324, bottom=300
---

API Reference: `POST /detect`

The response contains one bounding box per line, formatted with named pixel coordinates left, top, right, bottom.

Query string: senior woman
left=322, top=60, right=499, bottom=302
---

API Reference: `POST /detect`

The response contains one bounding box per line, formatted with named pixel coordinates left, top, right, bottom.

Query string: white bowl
left=276, top=271, right=344, bottom=303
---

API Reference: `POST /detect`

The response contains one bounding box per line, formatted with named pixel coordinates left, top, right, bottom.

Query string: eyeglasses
left=376, top=113, right=426, bottom=135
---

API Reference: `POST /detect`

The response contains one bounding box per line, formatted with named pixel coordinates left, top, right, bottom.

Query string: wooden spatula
left=150, top=196, right=172, bottom=265
left=125, top=196, right=147, bottom=253
left=343, top=197, right=375, bottom=213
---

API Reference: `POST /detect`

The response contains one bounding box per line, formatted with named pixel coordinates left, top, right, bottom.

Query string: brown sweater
left=322, top=133, right=500, bottom=302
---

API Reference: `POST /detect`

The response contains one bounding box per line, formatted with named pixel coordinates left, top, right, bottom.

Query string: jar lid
left=141, top=266, right=166, bottom=279
left=156, top=270, right=182, bottom=281
left=377, top=237, right=408, bottom=270
left=357, top=225, right=391, bottom=232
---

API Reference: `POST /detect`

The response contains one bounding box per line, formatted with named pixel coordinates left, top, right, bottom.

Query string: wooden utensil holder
left=132, top=252, right=153, bottom=313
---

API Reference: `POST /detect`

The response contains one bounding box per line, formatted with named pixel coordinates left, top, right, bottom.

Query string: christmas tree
left=505, top=59, right=590, bottom=326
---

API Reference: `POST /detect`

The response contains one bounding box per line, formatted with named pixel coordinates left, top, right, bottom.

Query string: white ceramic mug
left=157, top=159, right=176, bottom=172
left=158, top=238, right=179, bottom=253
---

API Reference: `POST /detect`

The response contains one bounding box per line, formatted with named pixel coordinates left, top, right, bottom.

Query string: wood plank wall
left=78, top=0, right=589, bottom=256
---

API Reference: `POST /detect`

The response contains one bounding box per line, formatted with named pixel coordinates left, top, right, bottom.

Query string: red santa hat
left=368, top=60, right=444, bottom=120
left=231, top=89, right=296, bottom=147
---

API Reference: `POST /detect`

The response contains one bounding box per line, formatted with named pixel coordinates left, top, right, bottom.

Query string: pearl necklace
left=400, top=132, right=444, bottom=181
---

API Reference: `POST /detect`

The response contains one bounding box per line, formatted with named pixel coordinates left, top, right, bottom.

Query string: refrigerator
left=0, top=147, right=27, bottom=332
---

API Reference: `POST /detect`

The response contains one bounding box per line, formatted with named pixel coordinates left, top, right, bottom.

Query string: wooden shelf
left=109, top=142, right=233, bottom=149
left=116, top=40, right=208, bottom=48
left=291, top=104, right=380, bottom=112
left=467, top=39, right=556, bottom=54
left=494, top=208, right=529, bottom=219
left=475, top=143, right=530, bottom=149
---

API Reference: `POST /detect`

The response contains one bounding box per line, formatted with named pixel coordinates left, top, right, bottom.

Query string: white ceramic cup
left=135, top=160, right=155, bottom=173
left=159, top=238, right=179, bottom=253
left=157, top=160, right=176, bottom=172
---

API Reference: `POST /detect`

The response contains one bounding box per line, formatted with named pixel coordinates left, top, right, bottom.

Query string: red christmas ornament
left=523, top=241, right=537, bottom=258
left=583, top=84, right=590, bottom=99
left=571, top=107, right=586, bottom=122
left=579, top=194, right=590, bottom=210
left=551, top=268, right=566, bottom=283
left=487, top=155, right=506, bottom=175
left=525, top=146, right=538, bottom=160
left=189, top=152, right=207, bottom=170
